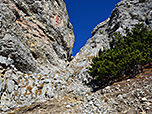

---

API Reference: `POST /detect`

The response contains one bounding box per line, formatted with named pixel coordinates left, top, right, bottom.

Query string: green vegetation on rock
left=89, top=23, right=152, bottom=82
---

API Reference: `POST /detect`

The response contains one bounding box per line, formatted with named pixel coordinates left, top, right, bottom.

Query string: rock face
left=68, top=0, right=152, bottom=113
left=0, top=0, right=74, bottom=73
left=0, top=0, right=74, bottom=112
left=0, top=0, right=152, bottom=113
left=76, top=0, right=152, bottom=59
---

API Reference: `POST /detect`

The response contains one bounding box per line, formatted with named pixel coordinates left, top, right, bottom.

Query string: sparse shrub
left=88, top=23, right=152, bottom=83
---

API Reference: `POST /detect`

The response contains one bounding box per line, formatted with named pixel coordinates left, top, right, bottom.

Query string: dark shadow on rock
left=86, top=66, right=148, bottom=93
left=86, top=79, right=113, bottom=92
left=86, top=75, right=138, bottom=93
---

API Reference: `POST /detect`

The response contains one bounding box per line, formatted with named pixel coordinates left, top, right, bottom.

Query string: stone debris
left=0, top=0, right=152, bottom=114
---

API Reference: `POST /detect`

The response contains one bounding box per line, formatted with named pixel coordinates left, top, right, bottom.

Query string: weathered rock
left=0, top=0, right=74, bottom=71
left=0, top=0, right=152, bottom=113
left=69, top=0, right=152, bottom=113
left=0, top=0, right=74, bottom=112
left=0, top=34, right=36, bottom=73
left=0, top=56, right=14, bottom=67
left=75, top=0, right=152, bottom=59
left=6, top=79, right=15, bottom=93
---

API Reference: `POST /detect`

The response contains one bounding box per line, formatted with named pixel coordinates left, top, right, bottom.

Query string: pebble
left=69, top=102, right=75, bottom=107
left=66, top=105, right=71, bottom=108
left=117, top=94, right=123, bottom=100
left=127, top=79, right=130, bottom=82
left=105, top=86, right=110, bottom=90
left=141, top=97, right=147, bottom=102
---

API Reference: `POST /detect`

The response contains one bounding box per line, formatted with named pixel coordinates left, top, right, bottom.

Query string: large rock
left=69, top=0, right=152, bottom=113
left=0, top=0, right=74, bottom=72
left=75, top=0, right=152, bottom=59
left=0, top=34, right=36, bottom=73
left=0, top=0, right=74, bottom=112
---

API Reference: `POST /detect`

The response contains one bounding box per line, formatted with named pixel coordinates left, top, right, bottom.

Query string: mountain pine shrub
left=88, top=23, right=152, bottom=82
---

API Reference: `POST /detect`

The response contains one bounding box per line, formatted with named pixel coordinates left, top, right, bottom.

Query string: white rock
left=141, top=97, right=147, bottom=102
left=6, top=80, right=14, bottom=93
left=66, top=105, right=71, bottom=108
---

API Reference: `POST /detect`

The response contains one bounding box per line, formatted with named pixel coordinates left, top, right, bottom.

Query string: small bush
left=88, top=23, right=152, bottom=82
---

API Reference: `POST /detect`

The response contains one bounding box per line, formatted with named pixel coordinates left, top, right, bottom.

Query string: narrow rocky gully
left=0, top=0, right=152, bottom=114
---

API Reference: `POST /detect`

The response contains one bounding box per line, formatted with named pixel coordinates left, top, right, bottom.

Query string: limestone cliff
left=68, top=0, right=152, bottom=113
left=75, top=0, right=152, bottom=59
left=0, top=0, right=152, bottom=113
left=0, top=0, right=74, bottom=73
left=0, top=0, right=74, bottom=112
left=70, top=0, right=152, bottom=87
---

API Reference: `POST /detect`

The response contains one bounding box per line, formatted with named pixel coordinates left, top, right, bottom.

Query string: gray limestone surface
left=0, top=0, right=152, bottom=113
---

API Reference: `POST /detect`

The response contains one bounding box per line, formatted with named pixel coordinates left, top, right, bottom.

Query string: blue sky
left=64, top=0, right=120, bottom=56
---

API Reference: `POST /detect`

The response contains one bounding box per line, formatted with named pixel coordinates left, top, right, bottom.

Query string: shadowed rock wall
left=0, top=0, right=74, bottom=73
